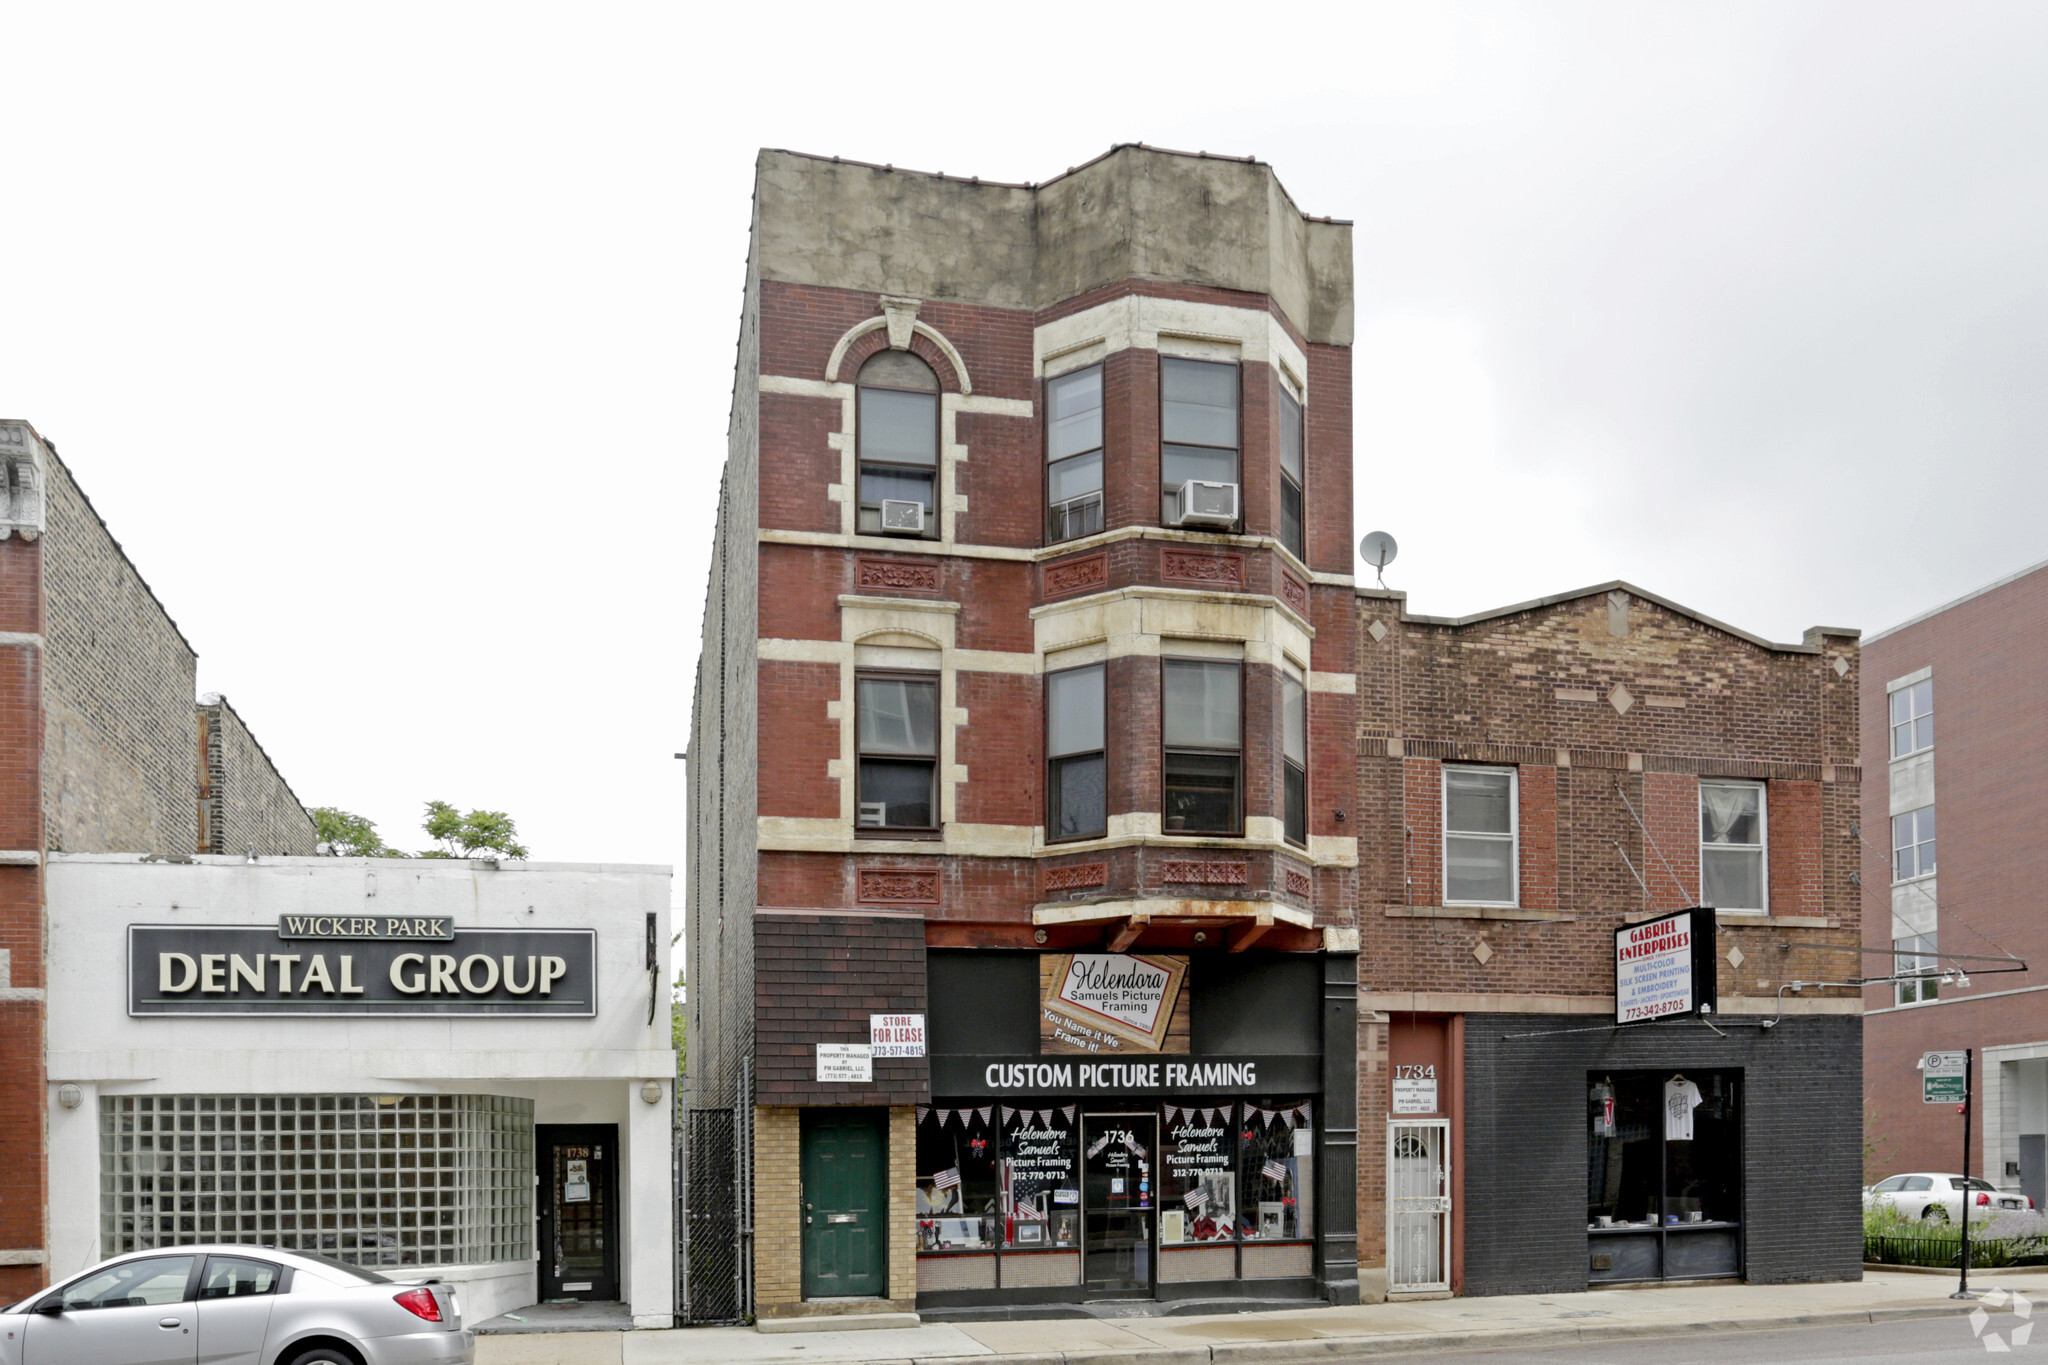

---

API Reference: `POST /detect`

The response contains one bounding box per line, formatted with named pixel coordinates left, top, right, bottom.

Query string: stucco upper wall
left=752, top=146, right=1353, bottom=345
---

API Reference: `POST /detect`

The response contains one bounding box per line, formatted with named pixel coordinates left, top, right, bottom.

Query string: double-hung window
left=1890, top=678, right=1933, bottom=757
left=1162, top=658, right=1241, bottom=834
left=1279, top=387, right=1305, bottom=560
left=1700, top=780, right=1766, bottom=911
left=1443, top=766, right=1516, bottom=905
left=1281, top=673, right=1307, bottom=846
left=1046, top=364, right=1104, bottom=542
left=856, top=672, right=939, bottom=832
left=1894, top=933, right=1939, bottom=1005
left=1046, top=663, right=1106, bottom=841
left=1893, top=805, right=1936, bottom=881
left=857, top=351, right=940, bottom=536
left=1160, top=357, right=1240, bottom=525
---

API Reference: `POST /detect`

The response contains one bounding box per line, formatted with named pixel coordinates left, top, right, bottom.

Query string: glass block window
left=100, top=1094, right=534, bottom=1268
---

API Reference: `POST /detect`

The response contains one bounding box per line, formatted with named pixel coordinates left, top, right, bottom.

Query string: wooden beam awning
left=1031, top=896, right=1313, bottom=953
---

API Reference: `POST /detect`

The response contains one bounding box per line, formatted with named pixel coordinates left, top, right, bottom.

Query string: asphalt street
left=1371, top=1311, right=2032, bottom=1363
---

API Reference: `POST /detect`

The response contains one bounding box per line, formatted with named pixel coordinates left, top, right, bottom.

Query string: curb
left=853, top=1301, right=1984, bottom=1365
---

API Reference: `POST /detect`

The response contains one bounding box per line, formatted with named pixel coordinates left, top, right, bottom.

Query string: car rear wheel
left=1923, top=1205, right=1950, bottom=1223
left=286, top=1347, right=360, bottom=1365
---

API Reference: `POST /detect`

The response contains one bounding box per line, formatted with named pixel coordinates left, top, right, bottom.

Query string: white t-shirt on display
left=1664, top=1077, right=1703, bottom=1141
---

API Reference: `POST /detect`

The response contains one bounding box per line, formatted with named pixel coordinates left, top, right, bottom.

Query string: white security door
left=1387, top=1120, right=1451, bottom=1293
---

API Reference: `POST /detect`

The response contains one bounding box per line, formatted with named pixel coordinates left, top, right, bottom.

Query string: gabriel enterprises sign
left=129, top=921, right=597, bottom=1017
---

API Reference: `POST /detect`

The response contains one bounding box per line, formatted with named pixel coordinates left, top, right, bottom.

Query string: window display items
left=916, top=1105, right=999, bottom=1250
left=1240, top=1100, right=1314, bottom=1241
left=1001, top=1105, right=1080, bottom=1248
left=1162, top=1104, right=1237, bottom=1243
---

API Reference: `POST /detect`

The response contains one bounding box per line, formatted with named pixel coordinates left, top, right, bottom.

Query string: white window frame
left=1889, top=675, right=1934, bottom=759
left=1892, top=804, right=1937, bottom=883
left=1699, top=778, right=1768, bottom=914
left=1893, top=933, right=1939, bottom=1007
left=1442, top=765, right=1519, bottom=908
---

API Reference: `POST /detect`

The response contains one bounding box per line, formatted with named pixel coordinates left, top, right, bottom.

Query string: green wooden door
left=801, top=1109, right=888, bottom=1299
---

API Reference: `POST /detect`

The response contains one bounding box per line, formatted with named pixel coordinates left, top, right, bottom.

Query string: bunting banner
left=938, top=1108, right=954, bottom=1128
left=1001, top=1105, right=1013, bottom=1126
left=1298, top=1102, right=1313, bottom=1127
left=916, top=1106, right=929, bottom=1124
left=1062, top=1106, right=1076, bottom=1123
left=1281, top=1107, right=1297, bottom=1128
left=978, top=1106, right=993, bottom=1127
left=1164, top=1104, right=1180, bottom=1126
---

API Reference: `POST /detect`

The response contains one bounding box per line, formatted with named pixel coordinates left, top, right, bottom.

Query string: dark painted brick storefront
left=1461, top=1013, right=1862, bottom=1295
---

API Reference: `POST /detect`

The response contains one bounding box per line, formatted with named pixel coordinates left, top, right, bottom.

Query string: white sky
left=5, top=2, right=2045, bottom=907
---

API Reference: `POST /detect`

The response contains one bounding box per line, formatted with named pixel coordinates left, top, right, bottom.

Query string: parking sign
left=1923, top=1050, right=1968, bottom=1103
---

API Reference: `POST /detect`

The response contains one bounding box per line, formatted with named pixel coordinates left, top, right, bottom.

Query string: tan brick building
left=0, top=420, right=314, bottom=1297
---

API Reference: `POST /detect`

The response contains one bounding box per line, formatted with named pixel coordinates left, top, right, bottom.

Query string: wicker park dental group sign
left=128, top=914, right=598, bottom=1017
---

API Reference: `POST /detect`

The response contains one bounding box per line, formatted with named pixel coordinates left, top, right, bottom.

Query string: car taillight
left=394, top=1287, right=442, bottom=1322
left=1978, top=1193, right=1992, bottom=1206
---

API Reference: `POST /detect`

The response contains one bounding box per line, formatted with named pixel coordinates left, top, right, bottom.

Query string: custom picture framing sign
left=1614, top=907, right=1717, bottom=1024
left=1040, top=952, right=1191, bottom=1054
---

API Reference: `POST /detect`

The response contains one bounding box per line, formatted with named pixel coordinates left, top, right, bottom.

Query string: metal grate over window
left=100, top=1093, right=534, bottom=1267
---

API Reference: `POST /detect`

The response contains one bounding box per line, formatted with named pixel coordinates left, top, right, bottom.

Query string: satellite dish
left=1358, top=531, right=1398, bottom=586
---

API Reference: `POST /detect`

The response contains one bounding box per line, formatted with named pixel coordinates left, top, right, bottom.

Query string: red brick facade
left=0, top=530, right=44, bottom=1299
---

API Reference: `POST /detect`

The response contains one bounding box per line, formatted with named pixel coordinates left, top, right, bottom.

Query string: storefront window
left=99, top=1093, right=533, bottom=1267
left=1588, top=1071, right=1741, bottom=1229
left=1239, top=1099, right=1314, bottom=1242
left=916, top=1105, right=1000, bottom=1250
left=1160, top=1103, right=1237, bottom=1245
left=1000, top=1104, right=1079, bottom=1249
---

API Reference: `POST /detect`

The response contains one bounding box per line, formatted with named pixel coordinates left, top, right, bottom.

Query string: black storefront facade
left=1457, top=1011, right=1864, bottom=1295
left=917, top=948, right=1358, bottom=1311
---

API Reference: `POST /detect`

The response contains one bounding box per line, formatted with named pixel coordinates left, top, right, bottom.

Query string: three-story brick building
left=685, top=146, right=1362, bottom=1321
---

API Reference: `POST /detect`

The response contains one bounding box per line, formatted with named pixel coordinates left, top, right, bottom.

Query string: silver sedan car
left=0, top=1244, right=474, bottom=1365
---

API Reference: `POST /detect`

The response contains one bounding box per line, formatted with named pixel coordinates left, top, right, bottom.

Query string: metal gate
left=678, top=1059, right=752, bottom=1324
left=1387, top=1119, right=1451, bottom=1293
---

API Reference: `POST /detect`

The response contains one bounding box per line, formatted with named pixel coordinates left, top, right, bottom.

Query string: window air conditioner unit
left=1170, top=480, right=1238, bottom=528
left=879, top=499, right=927, bottom=534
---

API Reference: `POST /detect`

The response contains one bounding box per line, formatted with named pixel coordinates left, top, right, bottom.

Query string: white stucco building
left=42, top=854, right=676, bottom=1327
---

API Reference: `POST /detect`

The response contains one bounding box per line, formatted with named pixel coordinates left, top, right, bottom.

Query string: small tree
left=312, top=807, right=397, bottom=858
left=419, top=800, right=530, bottom=860
left=671, top=964, right=687, bottom=1075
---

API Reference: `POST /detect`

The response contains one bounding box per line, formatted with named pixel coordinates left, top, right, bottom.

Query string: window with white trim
left=1700, top=779, right=1767, bottom=911
left=857, top=351, right=940, bottom=537
left=1279, top=386, right=1305, bottom=561
left=1046, top=662, right=1106, bottom=841
left=1443, top=766, right=1516, bottom=906
left=1159, top=357, right=1240, bottom=526
left=1893, top=805, right=1936, bottom=881
left=857, top=671, right=940, bottom=831
left=1281, top=672, right=1307, bottom=847
left=1162, top=657, right=1241, bottom=835
left=1890, top=678, right=1933, bottom=758
left=1894, top=933, right=1939, bottom=1006
left=1046, top=364, right=1103, bottom=543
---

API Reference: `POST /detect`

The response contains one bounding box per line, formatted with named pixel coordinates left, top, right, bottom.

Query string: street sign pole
left=1955, top=1048, right=1975, bottom=1301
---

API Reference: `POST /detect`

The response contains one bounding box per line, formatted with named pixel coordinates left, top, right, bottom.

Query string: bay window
left=1046, top=364, right=1103, bottom=542
left=1281, top=673, right=1307, bottom=846
left=1279, top=387, right=1305, bottom=560
left=1160, top=357, right=1240, bottom=526
left=1046, top=663, right=1106, bottom=841
left=1162, top=658, right=1241, bottom=834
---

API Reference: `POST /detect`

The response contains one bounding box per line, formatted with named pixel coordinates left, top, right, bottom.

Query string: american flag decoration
left=933, top=1167, right=961, bottom=1190
left=1087, top=1133, right=1112, bottom=1158
left=1183, top=1186, right=1209, bottom=1210
left=1262, top=1159, right=1289, bottom=1183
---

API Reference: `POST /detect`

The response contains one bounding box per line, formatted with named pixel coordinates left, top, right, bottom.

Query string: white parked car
left=0, top=1244, right=473, bottom=1365
left=1865, top=1172, right=2034, bottom=1222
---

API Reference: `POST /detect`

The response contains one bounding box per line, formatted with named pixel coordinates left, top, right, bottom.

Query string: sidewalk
left=475, top=1267, right=2046, bottom=1364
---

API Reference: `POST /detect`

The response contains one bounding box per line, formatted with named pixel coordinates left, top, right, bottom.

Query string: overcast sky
left=4, top=2, right=2044, bottom=892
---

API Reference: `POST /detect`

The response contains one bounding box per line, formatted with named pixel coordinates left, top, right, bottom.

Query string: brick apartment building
left=1860, top=556, right=2048, bottom=1200
left=685, top=146, right=1362, bottom=1320
left=1352, top=584, right=1866, bottom=1294
left=683, top=144, right=1877, bottom=1318
left=0, top=420, right=315, bottom=1297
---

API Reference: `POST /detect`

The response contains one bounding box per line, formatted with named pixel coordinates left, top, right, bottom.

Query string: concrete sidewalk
left=475, top=1268, right=2045, bottom=1364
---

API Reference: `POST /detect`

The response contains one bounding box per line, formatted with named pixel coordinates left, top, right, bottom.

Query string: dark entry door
left=801, top=1109, right=888, bottom=1299
left=1082, top=1113, right=1156, bottom=1297
left=538, top=1124, right=619, bottom=1301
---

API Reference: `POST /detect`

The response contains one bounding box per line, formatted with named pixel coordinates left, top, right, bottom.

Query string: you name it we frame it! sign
left=1614, top=907, right=1717, bottom=1024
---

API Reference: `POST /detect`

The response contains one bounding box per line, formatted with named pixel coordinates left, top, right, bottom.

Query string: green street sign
left=1924, top=1050, right=1968, bottom=1104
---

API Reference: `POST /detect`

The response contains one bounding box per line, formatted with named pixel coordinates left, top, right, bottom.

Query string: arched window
left=857, top=351, right=940, bottom=537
